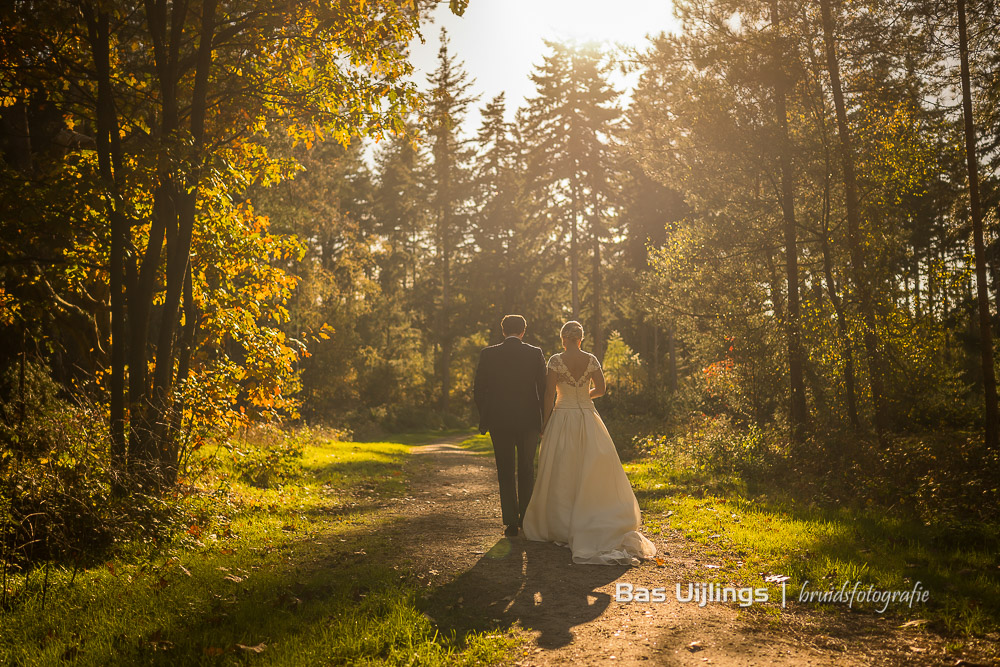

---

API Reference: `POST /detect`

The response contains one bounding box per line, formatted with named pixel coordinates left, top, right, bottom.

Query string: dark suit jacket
left=473, top=337, right=547, bottom=435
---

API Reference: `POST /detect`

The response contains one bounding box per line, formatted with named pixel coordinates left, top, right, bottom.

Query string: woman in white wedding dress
left=522, top=321, right=657, bottom=565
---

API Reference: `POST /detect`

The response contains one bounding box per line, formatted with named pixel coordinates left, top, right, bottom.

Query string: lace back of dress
left=548, top=353, right=593, bottom=387
left=549, top=353, right=599, bottom=408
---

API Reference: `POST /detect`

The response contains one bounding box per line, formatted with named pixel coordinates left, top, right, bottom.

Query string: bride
left=522, top=320, right=657, bottom=565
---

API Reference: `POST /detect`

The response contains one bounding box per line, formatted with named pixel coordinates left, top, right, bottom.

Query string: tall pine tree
left=423, top=29, right=476, bottom=410
left=522, top=41, right=621, bottom=357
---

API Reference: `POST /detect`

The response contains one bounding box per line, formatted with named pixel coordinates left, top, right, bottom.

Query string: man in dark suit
left=473, top=314, right=547, bottom=537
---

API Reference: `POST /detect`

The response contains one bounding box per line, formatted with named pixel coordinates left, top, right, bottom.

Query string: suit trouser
left=490, top=428, right=539, bottom=527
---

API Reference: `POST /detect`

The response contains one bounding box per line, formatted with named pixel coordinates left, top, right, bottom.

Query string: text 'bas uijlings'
left=615, top=583, right=770, bottom=607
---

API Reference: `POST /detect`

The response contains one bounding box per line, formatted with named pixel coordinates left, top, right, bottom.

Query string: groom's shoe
left=504, top=524, right=519, bottom=537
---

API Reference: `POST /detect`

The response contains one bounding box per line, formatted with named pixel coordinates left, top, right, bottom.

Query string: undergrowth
left=0, top=426, right=518, bottom=665
left=627, top=416, right=1000, bottom=645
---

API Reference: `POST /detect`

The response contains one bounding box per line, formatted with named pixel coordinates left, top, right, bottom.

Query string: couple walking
left=473, top=315, right=656, bottom=565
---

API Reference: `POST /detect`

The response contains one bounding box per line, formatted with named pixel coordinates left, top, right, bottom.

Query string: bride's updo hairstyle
left=560, top=320, right=584, bottom=341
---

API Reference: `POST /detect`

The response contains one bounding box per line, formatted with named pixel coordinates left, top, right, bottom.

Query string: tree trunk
left=591, top=213, right=604, bottom=360
left=570, top=178, right=581, bottom=319
left=84, top=4, right=129, bottom=469
left=127, top=0, right=180, bottom=477
left=958, top=0, right=999, bottom=450
left=441, top=236, right=452, bottom=411
left=816, top=87, right=860, bottom=430
left=152, top=0, right=216, bottom=466
left=436, top=137, right=452, bottom=411
left=165, top=263, right=198, bottom=484
left=666, top=323, right=678, bottom=394
left=818, top=0, right=887, bottom=434
left=770, top=0, right=808, bottom=438
left=127, top=0, right=217, bottom=485
left=822, top=233, right=860, bottom=429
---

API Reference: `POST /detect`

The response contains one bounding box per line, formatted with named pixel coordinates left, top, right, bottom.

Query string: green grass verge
left=626, top=453, right=1000, bottom=641
left=455, top=434, right=494, bottom=456
left=0, top=435, right=517, bottom=665
left=354, top=428, right=477, bottom=447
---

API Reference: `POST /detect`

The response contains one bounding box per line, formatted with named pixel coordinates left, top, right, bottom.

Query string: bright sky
left=407, top=0, right=681, bottom=134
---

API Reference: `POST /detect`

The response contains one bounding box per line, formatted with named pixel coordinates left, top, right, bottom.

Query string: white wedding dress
left=522, top=352, right=657, bottom=565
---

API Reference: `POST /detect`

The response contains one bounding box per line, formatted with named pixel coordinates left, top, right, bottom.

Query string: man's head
left=500, top=314, right=527, bottom=338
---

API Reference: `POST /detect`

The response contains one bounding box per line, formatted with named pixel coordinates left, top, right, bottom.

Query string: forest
left=2, top=0, right=1000, bottom=663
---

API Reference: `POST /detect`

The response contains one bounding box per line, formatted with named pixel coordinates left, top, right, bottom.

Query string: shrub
left=230, top=425, right=310, bottom=488
left=0, top=362, right=177, bottom=574
left=641, top=413, right=781, bottom=481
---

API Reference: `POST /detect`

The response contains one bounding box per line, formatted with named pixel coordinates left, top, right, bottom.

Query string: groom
left=473, top=314, right=547, bottom=537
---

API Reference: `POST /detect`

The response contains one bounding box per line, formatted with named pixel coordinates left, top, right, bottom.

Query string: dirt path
left=380, top=437, right=990, bottom=666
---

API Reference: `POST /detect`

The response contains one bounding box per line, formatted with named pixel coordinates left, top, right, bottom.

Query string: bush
left=230, top=425, right=310, bottom=488
left=0, top=362, right=177, bottom=573
left=637, top=407, right=1000, bottom=526
left=671, top=414, right=778, bottom=476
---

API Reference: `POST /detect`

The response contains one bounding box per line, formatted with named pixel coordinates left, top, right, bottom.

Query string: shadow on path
left=422, top=537, right=627, bottom=649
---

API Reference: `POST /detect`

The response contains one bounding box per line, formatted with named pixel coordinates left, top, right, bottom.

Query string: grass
left=0, top=434, right=517, bottom=666
left=625, top=449, right=1000, bottom=643
left=455, top=434, right=494, bottom=456
left=354, top=428, right=477, bottom=447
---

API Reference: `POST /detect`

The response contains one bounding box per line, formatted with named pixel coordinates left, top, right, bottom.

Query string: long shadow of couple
left=421, top=537, right=628, bottom=649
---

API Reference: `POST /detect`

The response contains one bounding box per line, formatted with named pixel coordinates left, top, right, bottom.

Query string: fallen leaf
left=655, top=557, right=667, bottom=567
left=237, top=643, right=266, bottom=653
left=203, top=647, right=225, bottom=656
left=764, top=574, right=791, bottom=584
left=687, top=640, right=703, bottom=652
left=224, top=574, right=243, bottom=583
left=899, top=619, right=931, bottom=629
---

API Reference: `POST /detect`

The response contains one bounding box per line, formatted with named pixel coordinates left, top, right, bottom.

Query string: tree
left=423, top=28, right=476, bottom=410
left=374, top=120, right=425, bottom=294
left=956, top=0, right=999, bottom=450
left=630, top=3, right=812, bottom=427
left=817, top=0, right=888, bottom=434
left=769, top=0, right=809, bottom=436
left=1, top=0, right=430, bottom=486
left=522, top=41, right=621, bottom=357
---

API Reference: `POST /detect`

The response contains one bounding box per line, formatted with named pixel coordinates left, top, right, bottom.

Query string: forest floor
left=398, top=434, right=1000, bottom=667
